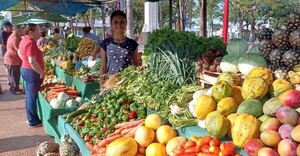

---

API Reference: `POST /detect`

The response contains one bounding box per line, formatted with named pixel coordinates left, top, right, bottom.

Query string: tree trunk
left=101, top=7, right=106, bottom=40
left=169, top=0, right=173, bottom=29
left=159, top=1, right=163, bottom=28
left=180, top=0, right=185, bottom=31
left=237, top=10, right=243, bottom=38
left=199, top=0, right=207, bottom=37
left=126, top=0, right=134, bottom=39
left=176, top=0, right=181, bottom=31
left=211, top=20, right=213, bottom=36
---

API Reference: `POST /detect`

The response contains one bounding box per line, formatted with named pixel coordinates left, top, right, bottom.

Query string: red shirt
left=19, top=36, right=44, bottom=70
left=4, top=32, right=22, bottom=65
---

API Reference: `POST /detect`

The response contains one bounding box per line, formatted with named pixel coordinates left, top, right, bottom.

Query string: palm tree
left=199, top=0, right=207, bottom=37
left=126, top=0, right=134, bottom=39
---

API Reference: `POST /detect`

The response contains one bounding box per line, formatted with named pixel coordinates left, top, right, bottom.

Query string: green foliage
left=144, top=28, right=226, bottom=60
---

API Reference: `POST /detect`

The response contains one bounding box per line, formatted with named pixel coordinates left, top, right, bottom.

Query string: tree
left=207, top=0, right=223, bottom=35
left=199, top=0, right=207, bottom=36
left=126, top=0, right=134, bottom=38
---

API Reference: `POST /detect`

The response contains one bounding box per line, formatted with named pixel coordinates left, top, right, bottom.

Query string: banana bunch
left=77, top=37, right=96, bottom=58
left=289, top=65, right=300, bottom=84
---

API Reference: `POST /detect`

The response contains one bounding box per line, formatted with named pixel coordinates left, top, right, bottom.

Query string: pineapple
left=259, top=40, right=274, bottom=59
left=285, top=13, right=300, bottom=31
left=269, top=49, right=286, bottom=68
left=36, top=141, right=59, bottom=156
left=272, top=30, right=290, bottom=49
left=257, top=28, right=273, bottom=41
left=282, top=49, right=300, bottom=68
left=290, top=29, right=300, bottom=49
left=59, top=135, right=79, bottom=156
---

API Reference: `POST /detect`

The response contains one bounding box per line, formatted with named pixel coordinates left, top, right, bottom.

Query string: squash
left=231, top=113, right=261, bottom=147
left=227, top=39, right=249, bottom=57
left=217, top=97, right=238, bottom=116
left=231, top=86, right=244, bottom=105
left=237, top=99, right=263, bottom=117
left=270, top=79, right=293, bottom=97
left=195, top=95, right=217, bottom=120
left=242, top=77, right=268, bottom=100
left=205, top=111, right=229, bottom=139
left=263, top=97, right=281, bottom=117
left=247, top=67, right=273, bottom=85
left=211, top=80, right=233, bottom=102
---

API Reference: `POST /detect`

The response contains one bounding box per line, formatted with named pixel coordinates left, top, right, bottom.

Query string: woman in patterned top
left=99, top=10, right=142, bottom=83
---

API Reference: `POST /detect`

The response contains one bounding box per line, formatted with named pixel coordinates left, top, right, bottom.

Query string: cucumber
left=66, top=109, right=89, bottom=123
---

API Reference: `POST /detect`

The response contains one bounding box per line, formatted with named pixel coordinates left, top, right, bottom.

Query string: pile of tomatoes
left=173, top=136, right=242, bottom=156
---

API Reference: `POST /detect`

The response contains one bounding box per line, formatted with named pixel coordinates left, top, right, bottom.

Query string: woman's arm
left=132, top=49, right=142, bottom=66
left=28, top=56, right=44, bottom=76
left=99, top=48, right=107, bottom=75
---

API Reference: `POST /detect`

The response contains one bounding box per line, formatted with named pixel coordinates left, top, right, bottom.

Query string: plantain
left=289, top=71, right=300, bottom=84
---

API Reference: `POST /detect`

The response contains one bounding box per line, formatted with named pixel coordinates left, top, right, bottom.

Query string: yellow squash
left=241, top=77, right=268, bottom=100
left=217, top=97, right=238, bottom=116
left=247, top=67, right=273, bottom=85
left=195, top=95, right=217, bottom=120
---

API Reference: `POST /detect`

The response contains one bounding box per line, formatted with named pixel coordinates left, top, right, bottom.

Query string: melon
left=237, top=99, right=263, bottom=117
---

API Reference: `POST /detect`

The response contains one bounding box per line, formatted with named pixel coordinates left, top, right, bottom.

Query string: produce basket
left=177, top=125, right=247, bottom=156
left=57, top=115, right=90, bottom=156
left=37, top=92, right=78, bottom=142
left=54, top=66, right=73, bottom=86
left=72, top=77, right=100, bottom=100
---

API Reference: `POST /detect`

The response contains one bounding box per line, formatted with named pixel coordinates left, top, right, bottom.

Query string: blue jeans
left=21, top=67, right=42, bottom=126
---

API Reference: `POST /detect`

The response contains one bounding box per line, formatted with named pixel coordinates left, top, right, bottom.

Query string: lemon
left=156, top=125, right=177, bottom=145
left=146, top=143, right=167, bottom=156
left=145, top=114, right=162, bottom=130
left=135, top=126, right=155, bottom=147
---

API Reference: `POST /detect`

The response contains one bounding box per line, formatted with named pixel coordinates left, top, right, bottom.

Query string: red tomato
left=209, top=146, right=220, bottom=154
left=178, top=153, right=197, bottom=156
left=197, top=153, right=218, bottom=156
left=209, top=139, right=220, bottom=146
left=234, top=154, right=242, bottom=156
left=185, top=140, right=197, bottom=148
left=201, top=145, right=210, bottom=153
left=185, top=147, right=200, bottom=154
left=174, top=147, right=185, bottom=156
left=202, top=136, right=213, bottom=145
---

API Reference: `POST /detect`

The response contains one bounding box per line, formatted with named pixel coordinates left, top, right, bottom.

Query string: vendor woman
left=99, top=10, right=141, bottom=81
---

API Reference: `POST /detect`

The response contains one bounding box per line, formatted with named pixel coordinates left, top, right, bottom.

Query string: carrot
left=49, top=85, right=66, bottom=89
left=51, top=88, right=68, bottom=92
left=86, top=142, right=94, bottom=151
left=92, top=146, right=106, bottom=154
left=107, top=127, right=125, bottom=137
left=114, top=119, right=144, bottom=129
left=120, top=127, right=135, bottom=135
left=124, top=123, right=143, bottom=138
left=124, top=121, right=144, bottom=129
left=97, top=134, right=122, bottom=147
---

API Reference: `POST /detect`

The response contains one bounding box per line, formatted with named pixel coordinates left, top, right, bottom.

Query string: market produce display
left=63, top=90, right=147, bottom=148
left=77, top=37, right=96, bottom=58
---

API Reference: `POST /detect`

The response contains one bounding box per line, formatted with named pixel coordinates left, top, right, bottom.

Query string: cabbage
left=227, top=39, right=249, bottom=57
left=50, top=98, right=64, bottom=109
left=247, top=45, right=261, bottom=54
left=57, top=92, right=70, bottom=104
left=75, top=97, right=85, bottom=105
left=220, top=55, right=239, bottom=73
left=65, top=99, right=78, bottom=108
left=238, top=53, right=267, bottom=75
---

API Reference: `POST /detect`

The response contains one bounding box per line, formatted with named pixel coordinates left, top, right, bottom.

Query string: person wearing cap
left=63, top=26, right=74, bottom=39
left=0, top=21, right=13, bottom=57
left=4, top=25, right=25, bottom=95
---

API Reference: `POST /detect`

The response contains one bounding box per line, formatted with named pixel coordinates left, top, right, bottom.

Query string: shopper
left=63, top=26, right=74, bottom=38
left=0, top=21, right=13, bottom=57
left=82, top=26, right=101, bottom=46
left=4, top=25, right=24, bottom=95
left=19, top=24, right=44, bottom=128
left=99, top=10, right=142, bottom=84
left=37, top=31, right=47, bottom=49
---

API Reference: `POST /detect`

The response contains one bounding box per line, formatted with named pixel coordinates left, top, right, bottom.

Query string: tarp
left=13, top=13, right=68, bottom=24
left=17, top=18, right=49, bottom=25
left=0, top=0, right=93, bottom=17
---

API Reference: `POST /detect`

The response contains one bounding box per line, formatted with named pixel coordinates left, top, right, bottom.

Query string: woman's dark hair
left=82, top=26, right=92, bottom=34
left=24, top=24, right=37, bottom=35
left=110, top=10, right=127, bottom=23
left=40, top=31, right=46, bottom=37
left=54, top=28, right=59, bottom=33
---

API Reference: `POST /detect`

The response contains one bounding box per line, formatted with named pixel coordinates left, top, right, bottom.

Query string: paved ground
left=0, top=58, right=53, bottom=156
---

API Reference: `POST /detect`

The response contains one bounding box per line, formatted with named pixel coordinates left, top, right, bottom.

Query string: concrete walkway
left=0, top=58, right=52, bottom=156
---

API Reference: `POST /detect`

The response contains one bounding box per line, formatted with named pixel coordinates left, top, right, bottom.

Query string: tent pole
left=222, top=0, right=229, bottom=44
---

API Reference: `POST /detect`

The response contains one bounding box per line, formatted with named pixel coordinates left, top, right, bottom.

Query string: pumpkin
left=211, top=81, right=233, bottom=102
left=231, top=86, right=244, bottom=105
left=195, top=95, right=217, bottom=120
left=271, top=79, right=293, bottom=97
left=247, top=67, right=273, bottom=85
left=227, top=113, right=238, bottom=137
left=238, top=53, right=267, bottom=75
left=217, top=97, right=238, bottom=116
left=263, top=97, right=281, bottom=117
left=227, top=39, right=249, bottom=57
left=237, top=99, right=263, bottom=117
left=231, top=113, right=261, bottom=147
left=242, top=77, right=268, bottom=100
left=205, top=111, right=229, bottom=139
